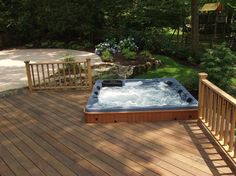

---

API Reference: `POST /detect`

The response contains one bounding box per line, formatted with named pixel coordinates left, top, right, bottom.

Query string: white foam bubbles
left=93, top=81, right=188, bottom=108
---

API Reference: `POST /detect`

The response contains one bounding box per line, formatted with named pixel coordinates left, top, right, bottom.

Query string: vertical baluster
left=234, top=141, right=236, bottom=158
left=202, top=84, right=207, bottom=121
left=200, top=83, right=205, bottom=120
left=205, top=87, right=209, bottom=123
left=87, top=58, right=92, bottom=89
left=36, top=64, right=40, bottom=87
left=68, top=63, right=71, bottom=86
left=208, top=90, right=213, bottom=127
left=52, top=64, right=56, bottom=87
left=233, top=108, right=236, bottom=157
left=41, top=64, right=46, bottom=88
left=78, top=63, right=82, bottom=85
left=30, top=64, right=35, bottom=87
left=57, top=63, right=61, bottom=87
left=229, top=106, right=235, bottom=152
left=63, top=63, right=66, bottom=86
left=224, top=102, right=231, bottom=146
left=220, top=99, right=226, bottom=140
left=212, top=92, right=217, bottom=132
left=46, top=64, right=50, bottom=87
left=215, top=95, right=222, bottom=136
left=201, top=83, right=205, bottom=120
left=83, top=61, right=87, bottom=86
left=73, top=63, right=76, bottom=86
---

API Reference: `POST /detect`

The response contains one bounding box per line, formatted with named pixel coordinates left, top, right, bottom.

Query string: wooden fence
left=24, top=58, right=92, bottom=91
left=198, top=73, right=236, bottom=164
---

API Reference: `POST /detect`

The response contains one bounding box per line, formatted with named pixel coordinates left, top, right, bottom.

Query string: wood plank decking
left=0, top=90, right=235, bottom=176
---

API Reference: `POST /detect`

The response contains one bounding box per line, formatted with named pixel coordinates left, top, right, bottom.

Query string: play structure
left=200, top=2, right=236, bottom=48
left=185, top=2, right=236, bottom=49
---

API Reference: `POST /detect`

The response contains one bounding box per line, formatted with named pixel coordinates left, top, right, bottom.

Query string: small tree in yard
left=200, top=43, right=236, bottom=91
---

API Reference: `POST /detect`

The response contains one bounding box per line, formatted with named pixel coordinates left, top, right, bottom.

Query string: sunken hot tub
left=84, top=78, right=198, bottom=123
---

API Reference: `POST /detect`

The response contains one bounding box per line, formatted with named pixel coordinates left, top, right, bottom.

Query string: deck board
left=0, top=90, right=235, bottom=176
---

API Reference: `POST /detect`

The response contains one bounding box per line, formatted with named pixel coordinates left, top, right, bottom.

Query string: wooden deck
left=0, top=90, right=235, bottom=176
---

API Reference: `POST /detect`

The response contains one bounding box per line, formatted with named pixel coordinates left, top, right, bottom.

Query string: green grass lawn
left=136, top=54, right=236, bottom=98
left=136, top=55, right=199, bottom=92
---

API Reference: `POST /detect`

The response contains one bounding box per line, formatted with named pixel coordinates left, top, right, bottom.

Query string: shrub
left=173, top=47, right=192, bottom=60
left=121, top=48, right=136, bottom=60
left=139, top=50, right=152, bottom=58
left=95, top=38, right=119, bottom=55
left=41, top=40, right=51, bottom=48
left=101, top=49, right=113, bottom=62
left=200, top=43, right=236, bottom=91
left=40, top=40, right=65, bottom=48
left=63, top=56, right=80, bottom=73
left=52, top=41, right=65, bottom=48
left=63, top=56, right=75, bottom=63
left=95, top=37, right=138, bottom=60
left=25, top=43, right=34, bottom=48
left=82, top=41, right=93, bottom=49
left=69, top=43, right=83, bottom=50
left=118, top=37, right=138, bottom=52
left=67, top=41, right=84, bottom=50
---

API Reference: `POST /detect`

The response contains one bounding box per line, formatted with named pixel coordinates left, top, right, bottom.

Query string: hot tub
left=84, top=78, right=198, bottom=123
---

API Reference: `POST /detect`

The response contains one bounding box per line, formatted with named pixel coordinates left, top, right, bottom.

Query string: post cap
left=24, top=60, right=30, bottom=63
left=198, top=72, right=208, bottom=79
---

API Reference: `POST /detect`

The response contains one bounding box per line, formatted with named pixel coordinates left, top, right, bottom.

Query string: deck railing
left=24, top=58, right=92, bottom=91
left=198, top=73, right=236, bottom=163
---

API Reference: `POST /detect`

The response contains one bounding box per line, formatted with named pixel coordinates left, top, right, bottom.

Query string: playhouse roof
left=200, top=2, right=223, bottom=12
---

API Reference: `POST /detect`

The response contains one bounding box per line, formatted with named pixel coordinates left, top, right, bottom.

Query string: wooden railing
left=24, top=58, right=92, bottom=91
left=198, top=73, right=236, bottom=164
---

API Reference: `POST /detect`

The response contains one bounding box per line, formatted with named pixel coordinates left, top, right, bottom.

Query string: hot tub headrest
left=102, top=80, right=123, bottom=87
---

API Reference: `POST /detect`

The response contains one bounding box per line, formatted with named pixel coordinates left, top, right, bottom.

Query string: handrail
left=198, top=73, right=236, bottom=164
left=24, top=58, right=93, bottom=92
left=201, top=79, right=236, bottom=106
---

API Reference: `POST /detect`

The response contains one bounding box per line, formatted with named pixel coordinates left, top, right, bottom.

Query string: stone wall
left=93, top=58, right=162, bottom=80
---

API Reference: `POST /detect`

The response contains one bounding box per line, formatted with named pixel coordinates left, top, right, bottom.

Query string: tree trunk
left=191, top=0, right=199, bottom=56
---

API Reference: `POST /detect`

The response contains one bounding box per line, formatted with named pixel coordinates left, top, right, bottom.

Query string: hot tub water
left=93, top=81, right=189, bottom=108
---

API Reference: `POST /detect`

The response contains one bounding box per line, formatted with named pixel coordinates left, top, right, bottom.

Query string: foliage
left=101, top=49, right=113, bottom=62
left=136, top=55, right=198, bottom=94
left=63, top=55, right=76, bottom=69
left=95, top=39, right=118, bottom=55
left=118, top=37, right=138, bottom=52
left=200, top=43, right=236, bottom=91
left=140, top=28, right=167, bottom=52
left=173, top=47, right=192, bottom=60
left=63, top=56, right=78, bottom=73
left=95, top=37, right=138, bottom=61
left=68, top=41, right=83, bottom=50
left=0, top=0, right=191, bottom=46
left=63, top=55, right=75, bottom=63
left=139, top=50, right=152, bottom=58
left=121, top=48, right=136, bottom=60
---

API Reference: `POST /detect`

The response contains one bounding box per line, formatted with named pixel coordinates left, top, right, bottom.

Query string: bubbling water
left=92, top=81, right=189, bottom=108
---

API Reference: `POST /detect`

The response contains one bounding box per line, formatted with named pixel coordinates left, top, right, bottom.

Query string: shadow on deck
left=0, top=90, right=235, bottom=176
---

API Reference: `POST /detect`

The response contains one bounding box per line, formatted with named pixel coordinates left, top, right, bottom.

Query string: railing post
left=86, top=58, right=93, bottom=89
left=24, top=60, right=33, bottom=92
left=198, top=73, right=208, bottom=120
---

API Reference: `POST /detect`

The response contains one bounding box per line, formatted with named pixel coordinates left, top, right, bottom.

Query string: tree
left=191, top=0, right=199, bottom=56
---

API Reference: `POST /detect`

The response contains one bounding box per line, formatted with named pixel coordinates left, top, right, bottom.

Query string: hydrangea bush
left=118, top=37, right=138, bottom=52
left=95, top=37, right=138, bottom=56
